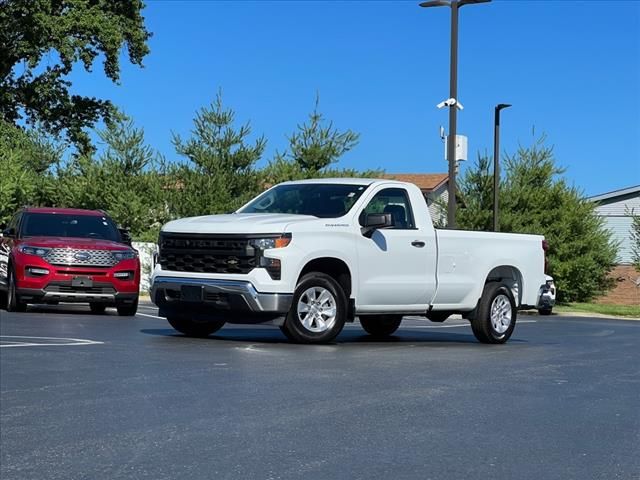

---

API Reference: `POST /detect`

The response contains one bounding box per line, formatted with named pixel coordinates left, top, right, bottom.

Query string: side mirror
left=118, top=227, right=133, bottom=246
left=1, top=227, right=16, bottom=238
left=361, top=213, right=393, bottom=238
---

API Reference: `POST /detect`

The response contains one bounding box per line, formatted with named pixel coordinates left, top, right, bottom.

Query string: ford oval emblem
left=74, top=252, right=91, bottom=261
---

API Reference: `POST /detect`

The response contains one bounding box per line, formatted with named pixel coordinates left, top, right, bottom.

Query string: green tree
left=171, top=93, right=266, bottom=217
left=0, top=0, right=151, bottom=153
left=264, top=96, right=378, bottom=184
left=457, top=137, right=618, bottom=303
left=456, top=154, right=494, bottom=231
left=54, top=113, right=171, bottom=241
left=0, top=120, right=62, bottom=223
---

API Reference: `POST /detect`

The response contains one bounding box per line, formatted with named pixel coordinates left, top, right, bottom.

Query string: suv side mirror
left=118, top=227, right=132, bottom=246
left=361, top=213, right=393, bottom=238
left=1, top=227, right=15, bottom=238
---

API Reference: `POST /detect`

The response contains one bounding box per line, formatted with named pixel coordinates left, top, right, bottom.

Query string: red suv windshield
left=21, top=213, right=121, bottom=242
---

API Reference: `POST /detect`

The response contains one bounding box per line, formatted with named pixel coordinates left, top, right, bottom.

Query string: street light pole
left=420, top=0, right=490, bottom=229
left=493, top=103, right=511, bottom=232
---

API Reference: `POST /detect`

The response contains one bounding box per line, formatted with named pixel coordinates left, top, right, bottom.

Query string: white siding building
left=589, top=185, right=640, bottom=264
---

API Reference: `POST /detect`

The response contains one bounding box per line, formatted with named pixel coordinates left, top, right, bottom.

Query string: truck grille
left=159, top=234, right=257, bottom=274
left=45, top=248, right=117, bottom=267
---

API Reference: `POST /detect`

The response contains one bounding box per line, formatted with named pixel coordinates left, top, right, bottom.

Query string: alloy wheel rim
left=490, top=294, right=512, bottom=334
left=297, top=286, right=337, bottom=333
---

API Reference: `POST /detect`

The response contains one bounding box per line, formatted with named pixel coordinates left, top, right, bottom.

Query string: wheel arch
left=297, top=257, right=352, bottom=299
left=484, top=265, right=524, bottom=307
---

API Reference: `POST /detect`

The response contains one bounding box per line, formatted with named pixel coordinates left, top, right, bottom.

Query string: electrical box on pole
left=444, top=134, right=468, bottom=162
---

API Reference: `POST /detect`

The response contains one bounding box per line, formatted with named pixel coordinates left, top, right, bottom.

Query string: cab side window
left=360, top=188, right=415, bottom=229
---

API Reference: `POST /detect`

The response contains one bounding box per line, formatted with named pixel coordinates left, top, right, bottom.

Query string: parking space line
left=0, top=336, right=104, bottom=348
left=136, top=312, right=164, bottom=319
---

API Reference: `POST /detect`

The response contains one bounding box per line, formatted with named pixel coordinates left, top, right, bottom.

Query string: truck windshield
left=239, top=183, right=369, bottom=218
left=21, top=213, right=121, bottom=242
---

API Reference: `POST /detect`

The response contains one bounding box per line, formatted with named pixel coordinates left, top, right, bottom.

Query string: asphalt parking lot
left=1, top=303, right=639, bottom=480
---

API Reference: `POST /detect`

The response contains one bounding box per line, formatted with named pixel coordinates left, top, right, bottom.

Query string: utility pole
left=493, top=103, right=511, bottom=232
left=420, top=0, right=490, bottom=229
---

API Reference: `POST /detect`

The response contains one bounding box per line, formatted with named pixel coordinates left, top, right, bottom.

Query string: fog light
left=114, top=271, right=133, bottom=279
left=27, top=267, right=49, bottom=276
left=259, top=257, right=281, bottom=280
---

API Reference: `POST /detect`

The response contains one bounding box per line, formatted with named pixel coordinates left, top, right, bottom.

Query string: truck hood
left=162, top=213, right=319, bottom=234
left=19, top=236, right=130, bottom=250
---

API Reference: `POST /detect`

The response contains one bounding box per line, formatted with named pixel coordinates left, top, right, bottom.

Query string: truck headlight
left=249, top=234, right=291, bottom=250
left=19, top=245, right=51, bottom=257
left=113, top=250, right=138, bottom=262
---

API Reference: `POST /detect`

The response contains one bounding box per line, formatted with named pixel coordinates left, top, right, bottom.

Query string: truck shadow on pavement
left=139, top=328, right=528, bottom=346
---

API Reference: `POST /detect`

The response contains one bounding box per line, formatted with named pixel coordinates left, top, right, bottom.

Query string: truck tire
left=538, top=307, right=552, bottom=316
left=116, top=296, right=139, bottom=317
left=7, top=269, right=27, bottom=312
left=280, top=272, right=347, bottom=344
left=167, top=316, right=225, bottom=338
left=90, top=303, right=107, bottom=314
left=359, top=315, right=402, bottom=337
left=471, top=282, right=517, bottom=344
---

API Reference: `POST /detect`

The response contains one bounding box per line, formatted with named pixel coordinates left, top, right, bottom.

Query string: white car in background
left=538, top=275, right=556, bottom=315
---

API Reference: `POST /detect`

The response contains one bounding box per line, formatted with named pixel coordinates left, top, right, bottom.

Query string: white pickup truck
left=151, top=179, right=549, bottom=344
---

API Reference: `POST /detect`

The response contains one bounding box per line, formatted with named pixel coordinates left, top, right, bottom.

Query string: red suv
left=0, top=208, right=140, bottom=315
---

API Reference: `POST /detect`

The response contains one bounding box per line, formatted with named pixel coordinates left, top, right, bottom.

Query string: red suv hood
left=19, top=236, right=130, bottom=250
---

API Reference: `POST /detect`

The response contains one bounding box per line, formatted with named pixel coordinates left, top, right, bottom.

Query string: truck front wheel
left=167, top=316, right=225, bottom=338
left=471, top=282, right=517, bottom=344
left=359, top=315, right=402, bottom=338
left=280, top=272, right=347, bottom=344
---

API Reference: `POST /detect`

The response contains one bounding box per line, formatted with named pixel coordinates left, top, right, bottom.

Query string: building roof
left=383, top=173, right=448, bottom=191
left=588, top=185, right=640, bottom=203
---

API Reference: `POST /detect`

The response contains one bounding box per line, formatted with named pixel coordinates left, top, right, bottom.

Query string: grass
left=555, top=303, right=640, bottom=319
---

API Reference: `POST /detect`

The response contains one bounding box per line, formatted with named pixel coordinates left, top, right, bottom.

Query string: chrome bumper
left=151, top=276, right=293, bottom=314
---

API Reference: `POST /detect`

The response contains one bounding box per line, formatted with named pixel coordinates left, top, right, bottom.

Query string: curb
left=520, top=309, right=639, bottom=321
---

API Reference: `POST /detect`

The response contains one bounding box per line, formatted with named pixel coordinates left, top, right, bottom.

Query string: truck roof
left=279, top=178, right=410, bottom=187
left=21, top=207, right=106, bottom=216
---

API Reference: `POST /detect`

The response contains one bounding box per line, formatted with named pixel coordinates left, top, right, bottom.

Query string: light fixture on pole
left=420, top=0, right=491, bottom=229
left=493, top=103, right=511, bottom=232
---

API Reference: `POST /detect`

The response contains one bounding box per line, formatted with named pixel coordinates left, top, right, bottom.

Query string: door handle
left=411, top=240, right=425, bottom=248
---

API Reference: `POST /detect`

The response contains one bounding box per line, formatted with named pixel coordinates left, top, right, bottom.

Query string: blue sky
left=69, top=0, right=640, bottom=196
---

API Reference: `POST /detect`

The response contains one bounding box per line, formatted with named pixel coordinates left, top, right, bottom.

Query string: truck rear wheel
left=359, top=315, right=402, bottom=337
left=167, top=316, right=225, bottom=337
left=471, top=282, right=517, bottom=344
left=280, top=272, right=347, bottom=344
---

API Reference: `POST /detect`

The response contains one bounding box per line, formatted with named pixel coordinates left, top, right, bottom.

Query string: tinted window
left=8, top=213, right=20, bottom=231
left=239, top=184, right=369, bottom=218
left=21, top=213, right=121, bottom=241
left=360, top=188, right=415, bottom=229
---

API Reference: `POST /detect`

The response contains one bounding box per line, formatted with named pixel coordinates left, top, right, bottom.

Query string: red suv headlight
left=19, top=245, right=51, bottom=257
